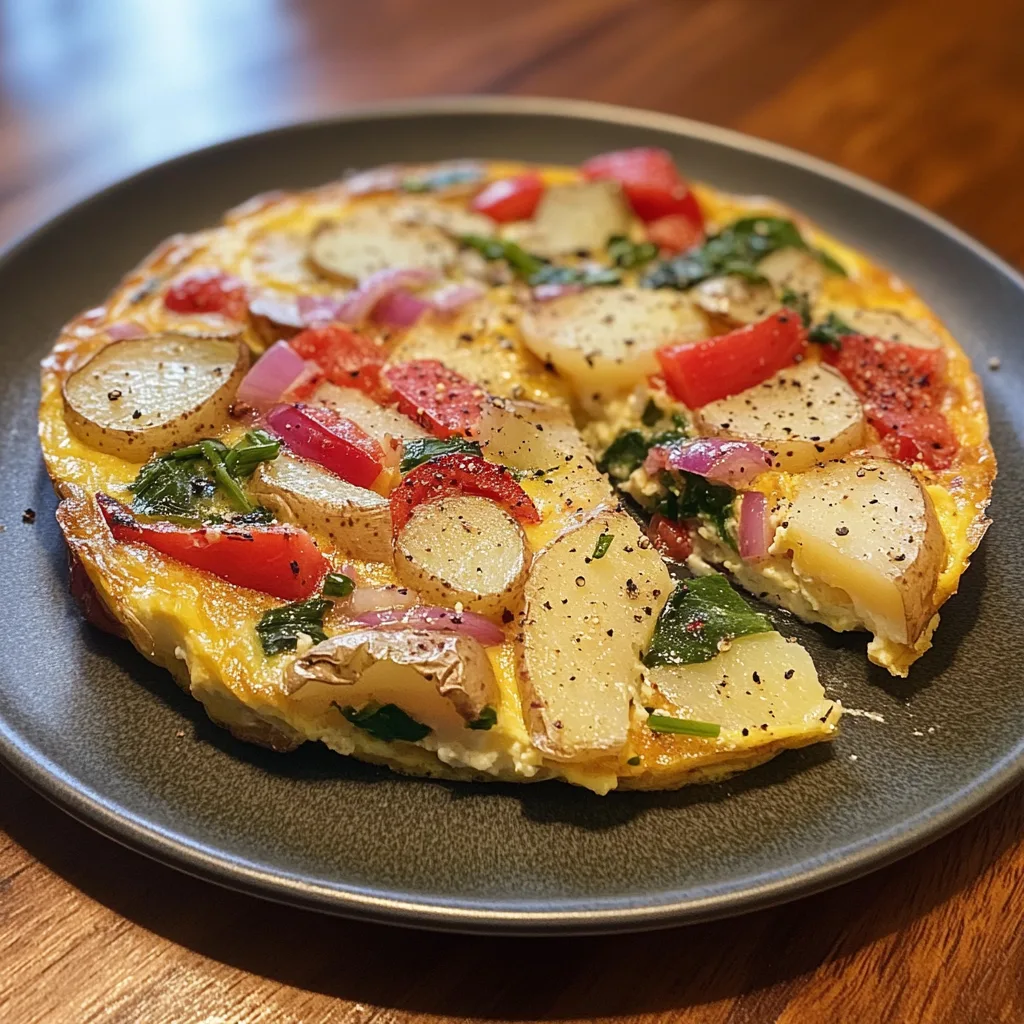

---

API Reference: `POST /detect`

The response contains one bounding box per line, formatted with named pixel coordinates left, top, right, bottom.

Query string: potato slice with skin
left=502, top=181, right=632, bottom=257
left=694, top=361, right=866, bottom=472
left=62, top=334, right=247, bottom=461
left=250, top=453, right=392, bottom=562
left=517, top=508, right=671, bottom=762
left=757, top=247, right=825, bottom=301
left=693, top=274, right=780, bottom=326
left=775, top=456, right=945, bottom=647
left=285, top=628, right=500, bottom=733
left=834, top=307, right=942, bottom=349
left=310, top=381, right=429, bottom=453
left=477, top=398, right=614, bottom=517
left=649, top=631, right=836, bottom=739
left=395, top=495, right=529, bottom=622
left=520, top=287, right=707, bottom=410
left=309, top=206, right=458, bottom=283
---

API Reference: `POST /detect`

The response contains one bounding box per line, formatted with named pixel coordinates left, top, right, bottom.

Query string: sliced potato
left=478, top=398, right=614, bottom=516
left=648, top=631, right=837, bottom=740
left=62, top=334, right=247, bottom=461
left=757, top=247, right=825, bottom=302
left=285, top=628, right=500, bottom=733
left=693, top=274, right=780, bottom=325
left=520, top=287, right=707, bottom=410
left=694, top=361, right=866, bottom=472
left=309, top=206, right=458, bottom=283
left=394, top=495, right=529, bottom=622
left=310, top=381, right=429, bottom=453
left=516, top=508, right=671, bottom=762
left=250, top=453, right=392, bottom=562
left=389, top=196, right=493, bottom=238
left=775, top=456, right=945, bottom=646
left=834, top=307, right=942, bottom=349
left=502, top=181, right=632, bottom=257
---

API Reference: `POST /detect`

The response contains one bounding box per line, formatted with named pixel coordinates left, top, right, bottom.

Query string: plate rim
left=3, top=95, right=1021, bottom=935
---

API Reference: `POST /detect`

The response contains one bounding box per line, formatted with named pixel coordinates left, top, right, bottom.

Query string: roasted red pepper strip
left=581, top=147, right=705, bottom=227
left=646, top=214, right=704, bottom=254
left=383, top=359, right=487, bottom=439
left=288, top=324, right=385, bottom=397
left=657, top=311, right=806, bottom=408
left=390, top=453, right=541, bottom=534
left=647, top=514, right=693, bottom=562
left=824, top=334, right=958, bottom=469
left=266, top=403, right=387, bottom=489
left=471, top=172, right=545, bottom=223
left=164, top=269, right=249, bottom=320
left=97, top=494, right=328, bottom=600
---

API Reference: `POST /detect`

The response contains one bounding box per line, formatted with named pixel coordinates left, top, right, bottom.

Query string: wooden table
left=2, top=1, right=1023, bottom=1020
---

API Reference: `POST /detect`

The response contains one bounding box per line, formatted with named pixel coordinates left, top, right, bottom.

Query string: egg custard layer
left=40, top=155, right=993, bottom=793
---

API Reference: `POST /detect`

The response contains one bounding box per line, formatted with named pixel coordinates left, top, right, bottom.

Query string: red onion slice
left=344, top=585, right=418, bottom=617
left=296, top=294, right=350, bottom=325
left=647, top=438, right=771, bottom=487
left=336, top=267, right=438, bottom=325
left=352, top=606, right=505, bottom=647
left=431, top=281, right=486, bottom=313
left=373, top=288, right=433, bottom=327
left=236, top=340, right=309, bottom=408
left=738, top=490, right=773, bottom=560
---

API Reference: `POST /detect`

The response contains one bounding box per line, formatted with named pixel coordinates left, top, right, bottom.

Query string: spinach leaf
left=256, top=597, right=331, bottom=656
left=400, top=437, right=484, bottom=474
left=808, top=312, right=856, bottom=348
left=466, top=706, right=498, bottom=731
left=641, top=398, right=662, bottom=427
left=592, top=532, right=614, bottom=560
left=644, top=574, right=772, bottom=666
left=335, top=701, right=432, bottom=742
left=597, top=425, right=689, bottom=483
left=607, top=235, right=658, bottom=268
left=658, top=471, right=736, bottom=544
left=529, top=263, right=621, bottom=287
left=644, top=215, right=845, bottom=291
left=780, top=287, right=812, bottom=327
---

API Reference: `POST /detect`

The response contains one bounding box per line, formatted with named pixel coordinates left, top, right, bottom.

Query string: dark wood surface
left=3, top=1, right=1023, bottom=1020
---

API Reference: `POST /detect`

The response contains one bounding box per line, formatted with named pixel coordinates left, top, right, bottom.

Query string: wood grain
left=2, top=1, right=1023, bottom=1020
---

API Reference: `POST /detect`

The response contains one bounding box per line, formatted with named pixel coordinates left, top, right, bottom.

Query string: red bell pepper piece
left=390, top=453, right=541, bottom=534
left=646, top=214, right=704, bottom=254
left=581, top=147, right=704, bottom=227
left=266, top=403, right=387, bottom=489
left=471, top=173, right=545, bottom=223
left=288, top=324, right=385, bottom=397
left=657, top=311, right=806, bottom=409
left=647, top=514, right=693, bottom=562
left=383, top=359, right=487, bottom=439
left=97, top=494, right=328, bottom=601
left=164, top=270, right=249, bottom=320
left=824, top=334, right=957, bottom=470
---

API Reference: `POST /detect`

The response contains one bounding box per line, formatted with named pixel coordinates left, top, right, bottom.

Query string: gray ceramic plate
left=1, top=98, right=1020, bottom=935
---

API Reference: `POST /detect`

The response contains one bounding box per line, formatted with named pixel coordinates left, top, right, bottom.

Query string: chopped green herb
left=647, top=714, right=721, bottom=738
left=815, top=248, right=848, bottom=276
left=129, top=449, right=216, bottom=519
left=200, top=440, right=252, bottom=513
left=644, top=574, right=772, bottom=667
left=643, top=215, right=845, bottom=291
left=607, top=234, right=658, bottom=269
left=335, top=701, right=432, bottom=742
left=400, top=437, right=483, bottom=474
left=466, top=706, right=498, bottom=731
left=460, top=235, right=547, bottom=279
left=256, top=597, right=331, bottom=656
left=780, top=287, right=812, bottom=327
left=322, top=572, right=355, bottom=598
left=626, top=755, right=642, bottom=766
left=401, top=166, right=482, bottom=193
left=224, top=429, right=281, bottom=478
left=529, top=263, right=621, bottom=288
left=641, top=398, right=663, bottom=428
left=597, top=430, right=650, bottom=481
left=808, top=312, right=856, bottom=349
left=592, top=532, right=614, bottom=560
